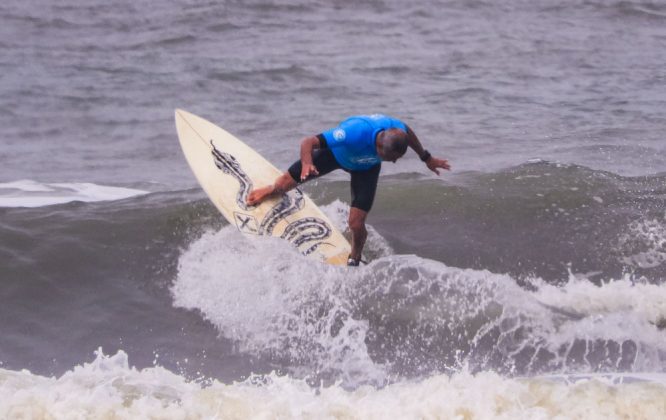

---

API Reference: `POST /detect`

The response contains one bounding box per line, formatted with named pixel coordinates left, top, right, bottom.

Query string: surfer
left=247, top=114, right=450, bottom=266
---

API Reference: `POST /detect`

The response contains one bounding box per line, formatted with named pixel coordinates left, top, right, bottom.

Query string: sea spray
left=172, top=205, right=666, bottom=387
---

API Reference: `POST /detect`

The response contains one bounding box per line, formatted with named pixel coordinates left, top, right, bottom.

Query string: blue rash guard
left=320, top=114, right=408, bottom=171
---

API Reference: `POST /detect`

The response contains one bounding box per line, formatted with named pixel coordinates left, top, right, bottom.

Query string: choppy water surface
left=1, top=0, right=665, bottom=418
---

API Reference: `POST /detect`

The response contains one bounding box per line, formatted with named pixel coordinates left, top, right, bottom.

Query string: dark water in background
left=1, top=0, right=666, bottom=402
left=2, top=0, right=665, bottom=184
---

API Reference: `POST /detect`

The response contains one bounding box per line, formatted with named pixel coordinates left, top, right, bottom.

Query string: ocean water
left=1, top=0, right=666, bottom=418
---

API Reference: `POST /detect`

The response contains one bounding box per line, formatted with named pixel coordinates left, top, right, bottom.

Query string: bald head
left=377, top=128, right=408, bottom=162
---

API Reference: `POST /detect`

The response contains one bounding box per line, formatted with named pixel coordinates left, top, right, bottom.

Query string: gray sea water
left=1, top=0, right=666, bottom=417
left=2, top=0, right=665, bottom=185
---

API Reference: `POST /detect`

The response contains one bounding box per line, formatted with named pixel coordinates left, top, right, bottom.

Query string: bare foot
left=246, top=185, right=274, bottom=206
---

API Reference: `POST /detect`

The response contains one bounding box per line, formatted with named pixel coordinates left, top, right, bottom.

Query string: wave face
left=1, top=164, right=664, bottom=391
left=361, top=161, right=666, bottom=284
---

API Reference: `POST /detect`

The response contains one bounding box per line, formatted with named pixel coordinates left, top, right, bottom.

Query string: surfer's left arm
left=405, top=126, right=451, bottom=175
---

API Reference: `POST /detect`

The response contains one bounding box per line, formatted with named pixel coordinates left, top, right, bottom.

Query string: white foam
left=172, top=205, right=666, bottom=384
left=1, top=349, right=665, bottom=420
left=171, top=201, right=398, bottom=386
left=618, top=212, right=666, bottom=269
left=531, top=275, right=666, bottom=328
left=172, top=225, right=388, bottom=386
left=0, top=180, right=148, bottom=208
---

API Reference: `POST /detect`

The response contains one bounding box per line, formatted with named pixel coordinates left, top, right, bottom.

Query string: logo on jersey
left=353, top=156, right=380, bottom=165
left=333, top=129, right=346, bottom=142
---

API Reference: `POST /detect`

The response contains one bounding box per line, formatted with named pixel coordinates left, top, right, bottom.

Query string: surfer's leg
left=348, top=163, right=381, bottom=262
left=348, top=207, right=368, bottom=262
left=246, top=149, right=341, bottom=206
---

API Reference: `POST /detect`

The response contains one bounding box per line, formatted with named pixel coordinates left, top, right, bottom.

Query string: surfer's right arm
left=405, top=126, right=451, bottom=175
left=299, top=136, right=321, bottom=181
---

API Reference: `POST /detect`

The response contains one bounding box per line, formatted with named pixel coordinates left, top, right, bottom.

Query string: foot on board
left=246, top=186, right=273, bottom=206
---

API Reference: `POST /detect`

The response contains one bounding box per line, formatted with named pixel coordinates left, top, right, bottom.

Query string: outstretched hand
left=426, top=157, right=451, bottom=175
left=300, top=163, right=319, bottom=181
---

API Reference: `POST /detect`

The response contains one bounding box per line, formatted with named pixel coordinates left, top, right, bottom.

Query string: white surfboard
left=175, top=109, right=351, bottom=266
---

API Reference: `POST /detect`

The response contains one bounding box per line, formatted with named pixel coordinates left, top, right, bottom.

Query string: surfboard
left=174, top=109, right=351, bottom=266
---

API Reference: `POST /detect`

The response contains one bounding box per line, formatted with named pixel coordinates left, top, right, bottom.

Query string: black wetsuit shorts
left=287, top=135, right=381, bottom=212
